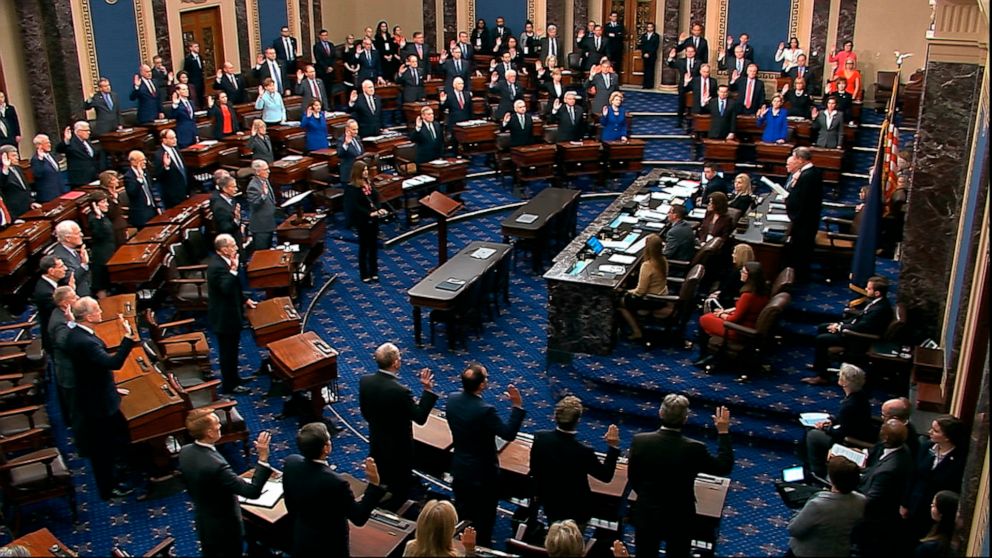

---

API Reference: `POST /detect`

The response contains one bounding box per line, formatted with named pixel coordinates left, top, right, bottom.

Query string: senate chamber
left=0, top=0, right=988, bottom=556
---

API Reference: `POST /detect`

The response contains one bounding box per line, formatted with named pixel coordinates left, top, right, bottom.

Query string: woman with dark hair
left=499, top=36, right=524, bottom=68
left=775, top=37, right=805, bottom=75
left=617, top=234, right=669, bottom=341
left=348, top=160, right=388, bottom=283
left=375, top=21, right=400, bottom=79
left=87, top=189, right=115, bottom=298
left=172, top=70, right=199, bottom=110
left=697, top=191, right=734, bottom=242
left=694, top=261, right=769, bottom=366
left=902, top=415, right=968, bottom=539
left=300, top=99, right=329, bottom=152
left=914, top=491, right=959, bottom=558
left=471, top=19, right=489, bottom=52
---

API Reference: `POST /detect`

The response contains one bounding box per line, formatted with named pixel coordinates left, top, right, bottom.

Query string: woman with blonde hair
left=403, top=499, right=476, bottom=556
left=544, top=519, right=585, bottom=557
left=600, top=91, right=628, bottom=141
left=728, top=173, right=755, bottom=212
left=705, top=242, right=755, bottom=312
left=618, top=234, right=669, bottom=341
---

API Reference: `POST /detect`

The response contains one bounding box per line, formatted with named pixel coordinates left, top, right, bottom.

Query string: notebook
left=436, top=278, right=466, bottom=292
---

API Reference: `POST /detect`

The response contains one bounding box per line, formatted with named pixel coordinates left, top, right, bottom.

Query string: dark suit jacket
left=639, top=33, right=661, bottom=64
left=47, top=309, right=75, bottom=390
left=0, top=105, right=21, bottom=146
left=489, top=80, right=525, bottom=121
left=65, top=327, right=135, bottom=422
left=441, top=59, right=472, bottom=85
left=704, top=98, right=738, bottom=139
left=253, top=59, right=289, bottom=92
left=1, top=166, right=33, bottom=217
left=30, top=153, right=65, bottom=203
left=664, top=220, right=696, bottom=261
left=529, top=429, right=620, bottom=523
left=207, top=252, right=246, bottom=334
left=787, top=66, right=817, bottom=93
left=52, top=243, right=90, bottom=298
left=208, top=103, right=241, bottom=139
left=784, top=89, right=814, bottom=119
left=246, top=134, right=275, bottom=165
left=785, top=165, right=824, bottom=248
left=336, top=137, right=366, bottom=186
left=400, top=44, right=433, bottom=76
left=178, top=444, right=271, bottom=556
left=358, top=371, right=438, bottom=484
left=396, top=67, right=427, bottom=102
left=841, top=296, right=893, bottom=336
left=171, top=100, right=198, bottom=148
left=409, top=122, right=445, bottom=164
left=31, top=277, right=58, bottom=350
left=154, top=147, right=189, bottom=208
left=350, top=94, right=384, bottom=138
left=210, top=195, right=243, bottom=249
left=551, top=104, right=586, bottom=142
left=827, top=389, right=875, bottom=442
left=702, top=174, right=731, bottom=201
left=667, top=57, right=701, bottom=91
left=719, top=56, right=753, bottom=75
left=903, top=441, right=966, bottom=525
left=313, top=40, right=337, bottom=75
left=296, top=77, right=329, bottom=109
left=696, top=211, right=734, bottom=242
left=734, top=77, right=766, bottom=115
left=123, top=167, right=157, bottom=227
left=283, top=454, right=385, bottom=557
left=129, top=81, right=161, bottom=123
left=212, top=73, right=247, bottom=104
left=501, top=112, right=534, bottom=147
left=354, top=49, right=382, bottom=83
left=273, top=36, right=299, bottom=62
left=56, top=136, right=102, bottom=186
left=677, top=35, right=708, bottom=62
left=581, top=36, right=608, bottom=70
left=586, top=72, right=620, bottom=114
left=812, top=111, right=844, bottom=148
left=630, top=429, right=733, bottom=524
left=83, top=92, right=122, bottom=136
left=440, top=89, right=473, bottom=126
left=183, top=54, right=205, bottom=88
left=539, top=37, right=562, bottom=66
left=859, top=443, right=912, bottom=521
left=246, top=176, right=277, bottom=233
left=447, top=391, right=525, bottom=486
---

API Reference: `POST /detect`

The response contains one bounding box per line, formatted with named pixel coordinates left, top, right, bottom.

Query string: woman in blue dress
left=600, top=91, right=628, bottom=141
left=254, top=78, right=286, bottom=126
left=300, top=99, right=329, bottom=152
left=756, top=94, right=790, bottom=143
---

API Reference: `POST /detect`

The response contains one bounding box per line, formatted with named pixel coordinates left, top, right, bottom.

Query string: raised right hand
left=418, top=368, right=435, bottom=391
left=364, top=457, right=380, bottom=485
left=726, top=35, right=734, bottom=47
left=216, top=70, right=224, bottom=80
left=779, top=42, right=786, bottom=50
left=162, top=150, right=171, bottom=167
left=505, top=384, right=523, bottom=408
left=133, top=74, right=141, bottom=87
left=438, top=91, right=447, bottom=103
left=604, top=424, right=620, bottom=448
left=668, top=48, right=677, bottom=58
left=603, top=105, right=609, bottom=117
left=257, top=85, right=264, bottom=95
left=811, top=107, right=819, bottom=119
left=350, top=90, right=359, bottom=102
left=713, top=406, right=731, bottom=433
left=612, top=541, right=630, bottom=557
left=206, top=95, right=215, bottom=108
left=256, top=53, right=265, bottom=65
left=254, top=430, right=271, bottom=462
left=63, top=127, right=72, bottom=142
left=296, top=69, right=304, bottom=82
left=502, top=112, right=511, bottom=124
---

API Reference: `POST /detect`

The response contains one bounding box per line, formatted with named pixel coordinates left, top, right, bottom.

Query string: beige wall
left=320, top=0, right=423, bottom=48
left=851, top=0, right=932, bottom=90
left=0, top=0, right=38, bottom=152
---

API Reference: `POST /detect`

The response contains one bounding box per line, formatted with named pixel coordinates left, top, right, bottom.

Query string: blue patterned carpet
left=13, top=90, right=911, bottom=557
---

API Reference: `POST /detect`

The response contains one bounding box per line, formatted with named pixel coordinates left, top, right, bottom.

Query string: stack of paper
left=799, top=412, right=830, bottom=427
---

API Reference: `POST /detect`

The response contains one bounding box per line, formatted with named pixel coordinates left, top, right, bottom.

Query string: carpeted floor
left=10, top=90, right=910, bottom=557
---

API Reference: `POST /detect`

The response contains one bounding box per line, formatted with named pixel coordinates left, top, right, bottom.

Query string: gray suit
left=84, top=91, right=122, bottom=136
left=246, top=176, right=277, bottom=250
left=53, top=242, right=91, bottom=297
left=295, top=77, right=329, bottom=109
left=664, top=220, right=696, bottom=261
left=585, top=71, right=620, bottom=114
left=812, top=111, right=843, bottom=148
left=787, top=490, right=866, bottom=557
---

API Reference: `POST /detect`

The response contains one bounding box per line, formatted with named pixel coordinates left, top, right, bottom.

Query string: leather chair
left=307, top=162, right=344, bottom=217
left=283, top=131, right=308, bottom=157
left=163, top=254, right=209, bottom=314
left=669, top=237, right=723, bottom=283
left=112, top=536, right=176, bottom=558
left=873, top=71, right=899, bottom=109
left=0, top=405, right=52, bottom=453
left=0, top=374, right=40, bottom=411
left=196, top=120, right=213, bottom=141
left=814, top=209, right=863, bottom=277
left=830, top=303, right=909, bottom=378
left=142, top=339, right=207, bottom=389
left=494, top=132, right=514, bottom=177
left=704, top=292, right=791, bottom=379
left=0, top=427, right=76, bottom=532
left=143, top=309, right=211, bottom=371
left=392, top=143, right=419, bottom=176
left=167, top=374, right=250, bottom=458
left=641, top=264, right=706, bottom=347
left=770, top=267, right=796, bottom=297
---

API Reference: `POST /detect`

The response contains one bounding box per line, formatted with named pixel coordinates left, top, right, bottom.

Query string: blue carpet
left=12, top=90, right=912, bottom=557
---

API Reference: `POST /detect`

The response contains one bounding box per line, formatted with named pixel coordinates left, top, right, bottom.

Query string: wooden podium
left=275, top=213, right=327, bottom=247
left=419, top=191, right=464, bottom=265
left=267, top=331, right=338, bottom=424
left=246, top=249, right=293, bottom=292
left=246, top=296, right=302, bottom=348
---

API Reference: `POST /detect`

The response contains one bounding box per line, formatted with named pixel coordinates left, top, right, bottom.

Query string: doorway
left=602, top=0, right=658, bottom=85
left=180, top=7, right=225, bottom=77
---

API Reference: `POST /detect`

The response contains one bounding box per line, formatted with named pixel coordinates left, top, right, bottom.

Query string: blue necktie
left=105, top=93, right=113, bottom=111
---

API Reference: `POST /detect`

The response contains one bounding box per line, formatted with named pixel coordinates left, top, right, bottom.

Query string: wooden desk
left=501, top=187, right=580, bottom=273
left=510, top=143, right=558, bottom=186
left=407, top=241, right=511, bottom=348
left=92, top=315, right=139, bottom=351
left=270, top=156, right=314, bottom=191
left=5, top=528, right=76, bottom=556
left=98, top=128, right=151, bottom=166
left=138, top=119, right=177, bottom=136
left=247, top=249, right=293, bottom=291
left=376, top=84, right=403, bottom=112
left=362, top=133, right=410, bottom=158
left=127, top=224, right=181, bottom=247
left=181, top=141, right=228, bottom=169
left=0, top=220, right=52, bottom=256
left=267, top=332, right=338, bottom=422
left=276, top=213, right=327, bottom=246
left=604, top=139, right=646, bottom=176
left=118, top=370, right=185, bottom=444
left=558, top=140, right=603, bottom=182
left=0, top=237, right=27, bottom=275
left=418, top=158, right=469, bottom=196
left=452, top=121, right=499, bottom=157
left=107, top=243, right=165, bottom=286
left=403, top=101, right=441, bottom=124
left=246, top=296, right=302, bottom=348
left=308, top=147, right=340, bottom=167
left=113, top=345, right=156, bottom=384
left=98, top=293, right=137, bottom=319
left=220, top=133, right=253, bottom=157
left=754, top=142, right=795, bottom=177
left=20, top=192, right=87, bottom=224
left=146, top=193, right=210, bottom=229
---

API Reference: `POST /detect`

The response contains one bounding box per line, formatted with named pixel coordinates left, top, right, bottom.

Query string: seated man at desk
left=500, top=99, right=534, bottom=147
left=549, top=91, right=586, bottom=142
left=664, top=204, right=696, bottom=261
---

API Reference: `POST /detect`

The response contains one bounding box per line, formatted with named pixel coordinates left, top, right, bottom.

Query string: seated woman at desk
left=728, top=173, right=756, bottom=212
left=696, top=191, right=734, bottom=243
left=348, top=160, right=389, bottom=283
left=704, top=243, right=755, bottom=312
left=617, top=234, right=668, bottom=341
left=300, top=99, right=329, bottom=153
left=694, top=261, right=768, bottom=366
left=247, top=120, right=275, bottom=164
left=756, top=94, right=789, bottom=143
left=207, top=91, right=241, bottom=139
left=254, top=78, right=286, bottom=126
left=600, top=91, right=628, bottom=142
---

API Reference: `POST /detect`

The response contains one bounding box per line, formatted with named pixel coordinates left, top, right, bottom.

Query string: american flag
left=882, top=122, right=900, bottom=210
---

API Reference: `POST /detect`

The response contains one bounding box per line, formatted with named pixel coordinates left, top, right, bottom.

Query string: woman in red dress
left=694, top=261, right=769, bottom=366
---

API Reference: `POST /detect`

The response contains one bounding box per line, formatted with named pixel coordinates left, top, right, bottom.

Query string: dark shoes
left=226, top=385, right=251, bottom=394
left=108, top=486, right=134, bottom=499
left=801, top=376, right=831, bottom=386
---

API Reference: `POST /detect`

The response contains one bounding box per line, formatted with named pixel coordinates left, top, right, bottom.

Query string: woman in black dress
left=348, top=160, right=388, bottom=283
left=374, top=21, right=400, bottom=80
left=87, top=189, right=116, bottom=297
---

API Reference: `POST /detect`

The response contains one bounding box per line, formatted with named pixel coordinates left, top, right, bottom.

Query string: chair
left=283, top=131, right=308, bottom=157
left=832, top=303, right=908, bottom=376
left=218, top=146, right=244, bottom=173
left=393, top=143, right=419, bottom=177
left=142, top=337, right=208, bottom=389
left=704, top=292, right=791, bottom=378
left=166, top=375, right=250, bottom=458
left=814, top=210, right=862, bottom=277
left=873, top=71, right=899, bottom=109
left=163, top=255, right=209, bottom=313
left=196, top=121, right=213, bottom=141
left=308, top=162, right=344, bottom=217
left=505, top=535, right=596, bottom=557
left=182, top=229, right=211, bottom=265
left=494, top=132, right=514, bottom=177
left=770, top=267, right=796, bottom=297
left=143, top=309, right=211, bottom=370
left=641, top=264, right=706, bottom=346
left=668, top=237, right=723, bottom=283
left=111, top=536, right=176, bottom=558
left=0, top=427, right=76, bottom=532
left=0, top=374, right=41, bottom=411
left=0, top=405, right=52, bottom=453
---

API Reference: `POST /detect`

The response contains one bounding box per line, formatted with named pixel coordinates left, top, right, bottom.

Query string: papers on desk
left=652, top=191, right=674, bottom=201
left=238, top=480, right=283, bottom=508
left=766, top=213, right=791, bottom=223
left=694, top=474, right=730, bottom=518
left=677, top=179, right=701, bottom=189
left=610, top=215, right=638, bottom=227
left=326, top=111, right=348, bottom=117
left=799, top=412, right=830, bottom=427
left=471, top=247, right=496, bottom=259
left=829, top=443, right=868, bottom=468
left=428, top=159, right=450, bottom=166
left=688, top=208, right=707, bottom=219
left=199, top=139, right=219, bottom=146
left=633, top=193, right=650, bottom=205
left=608, top=253, right=636, bottom=265
left=568, top=260, right=590, bottom=276
left=598, top=264, right=626, bottom=274
left=770, top=202, right=788, bottom=210
left=642, top=221, right=665, bottom=230
left=625, top=236, right=648, bottom=254
left=665, top=185, right=698, bottom=198
left=635, top=209, right=667, bottom=222
left=436, top=278, right=466, bottom=292
left=515, top=213, right=539, bottom=224
left=282, top=155, right=304, bottom=162
left=194, top=110, right=208, bottom=117
left=455, top=119, right=489, bottom=127
left=402, top=175, right=435, bottom=190
left=601, top=232, right=639, bottom=251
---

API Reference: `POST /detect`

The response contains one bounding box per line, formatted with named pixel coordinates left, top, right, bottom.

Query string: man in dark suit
left=283, top=422, right=386, bottom=557
left=212, top=62, right=247, bottom=105
left=56, top=121, right=103, bottom=187
left=246, top=160, right=277, bottom=251
left=358, top=342, right=438, bottom=509
left=337, top=119, right=366, bottom=186
left=130, top=65, right=163, bottom=124
left=123, top=150, right=158, bottom=227
left=690, top=64, right=719, bottom=118
left=491, top=17, right=513, bottom=51
left=439, top=79, right=473, bottom=126
left=313, top=29, right=337, bottom=87
left=539, top=25, right=562, bottom=67
left=724, top=34, right=755, bottom=64
left=582, top=26, right=608, bottom=71
left=155, top=129, right=190, bottom=208
left=150, top=56, right=171, bottom=102
left=604, top=11, right=625, bottom=71
left=410, top=106, right=445, bottom=164
left=52, top=220, right=91, bottom=298
left=29, top=134, right=65, bottom=202
left=500, top=100, right=534, bottom=147
left=811, top=96, right=844, bottom=148
left=718, top=44, right=752, bottom=77
left=677, top=23, right=709, bottom=63
left=638, top=23, right=661, bottom=89
left=66, top=297, right=137, bottom=500
left=178, top=408, right=272, bottom=558
left=447, top=363, right=525, bottom=547
left=629, top=395, right=734, bottom=558
left=48, top=286, right=78, bottom=424
left=246, top=122, right=275, bottom=164
left=700, top=162, right=731, bottom=202
left=83, top=78, right=122, bottom=136
left=170, top=83, right=199, bottom=148
left=273, top=26, right=299, bottom=66
left=549, top=92, right=586, bottom=142
left=664, top=205, right=696, bottom=261
left=401, top=32, right=433, bottom=77
left=349, top=81, right=385, bottom=138
left=207, top=233, right=258, bottom=394
left=854, top=419, right=913, bottom=556
left=734, top=63, right=765, bottom=115
left=784, top=147, right=823, bottom=281
left=32, top=255, right=66, bottom=352
left=667, top=44, right=701, bottom=127
left=703, top=85, right=737, bottom=140
left=802, top=364, right=874, bottom=479
left=529, top=396, right=620, bottom=527
left=0, top=92, right=21, bottom=147
left=585, top=60, right=620, bottom=114
left=183, top=43, right=206, bottom=106
left=354, top=38, right=383, bottom=85
left=396, top=54, right=427, bottom=103
left=787, top=54, right=817, bottom=95
left=489, top=70, right=526, bottom=122
left=211, top=176, right=244, bottom=250
left=440, top=47, right=472, bottom=86
left=0, top=146, right=39, bottom=218
left=807, top=276, right=894, bottom=384
left=295, top=65, right=329, bottom=108
left=453, top=31, right=476, bottom=62
left=253, top=48, right=290, bottom=96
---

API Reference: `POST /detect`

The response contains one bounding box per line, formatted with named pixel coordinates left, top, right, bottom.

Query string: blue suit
left=171, top=99, right=198, bottom=148
left=600, top=106, right=629, bottom=141
left=129, top=80, right=160, bottom=124
left=30, top=153, right=65, bottom=202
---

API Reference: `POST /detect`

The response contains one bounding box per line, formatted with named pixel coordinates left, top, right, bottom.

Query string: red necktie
left=702, top=79, right=709, bottom=100
left=311, top=80, right=319, bottom=98
left=457, top=92, right=464, bottom=108
left=745, top=80, right=754, bottom=107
